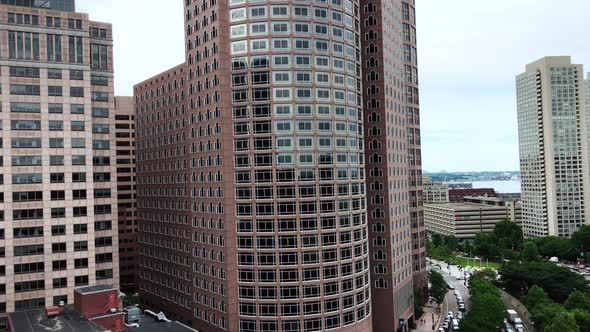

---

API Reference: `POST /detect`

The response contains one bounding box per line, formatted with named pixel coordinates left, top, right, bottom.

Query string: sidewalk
left=412, top=299, right=444, bottom=332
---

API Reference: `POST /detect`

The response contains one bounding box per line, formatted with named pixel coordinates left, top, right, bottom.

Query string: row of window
left=9, top=138, right=109, bottom=149
left=231, top=55, right=357, bottom=75
left=8, top=120, right=109, bottom=133
left=232, top=71, right=357, bottom=87
left=9, top=102, right=109, bottom=116
left=11, top=205, right=112, bottom=220
left=9, top=189, right=111, bottom=202
left=9, top=172, right=108, bottom=184
left=10, top=155, right=110, bottom=166
left=232, top=104, right=360, bottom=119
left=232, top=87, right=357, bottom=104
left=6, top=66, right=109, bottom=84
left=230, top=22, right=355, bottom=43
left=230, top=5, right=354, bottom=26
left=231, top=38, right=356, bottom=56
left=8, top=84, right=108, bottom=100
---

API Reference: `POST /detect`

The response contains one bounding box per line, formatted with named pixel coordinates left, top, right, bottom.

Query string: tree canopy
left=429, top=270, right=447, bottom=304
left=499, top=261, right=589, bottom=302
left=459, top=276, right=506, bottom=331
left=543, top=311, right=580, bottom=332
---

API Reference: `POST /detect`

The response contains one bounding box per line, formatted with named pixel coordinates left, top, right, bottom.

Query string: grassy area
left=449, top=256, right=501, bottom=269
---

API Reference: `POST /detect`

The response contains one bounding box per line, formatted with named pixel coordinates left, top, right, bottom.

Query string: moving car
left=447, top=311, right=454, bottom=319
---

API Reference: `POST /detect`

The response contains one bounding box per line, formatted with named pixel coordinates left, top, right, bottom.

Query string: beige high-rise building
left=516, top=56, right=590, bottom=237
left=0, top=1, right=120, bottom=329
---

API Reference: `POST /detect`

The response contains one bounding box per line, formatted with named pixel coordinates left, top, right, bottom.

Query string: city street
left=413, top=261, right=471, bottom=331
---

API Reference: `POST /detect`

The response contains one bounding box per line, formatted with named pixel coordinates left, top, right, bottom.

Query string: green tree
left=442, top=235, right=458, bottom=252
left=473, top=233, right=500, bottom=259
left=432, top=233, right=443, bottom=247
left=493, top=218, right=523, bottom=250
left=564, top=290, right=590, bottom=312
left=532, top=236, right=578, bottom=261
left=521, top=241, right=540, bottom=261
left=498, top=261, right=589, bottom=301
left=571, top=309, right=590, bottom=332
left=523, top=285, right=551, bottom=310
left=531, top=303, right=567, bottom=330
left=543, top=311, right=580, bottom=332
left=122, top=294, right=139, bottom=307
left=573, top=225, right=590, bottom=257
left=459, top=276, right=506, bottom=331
left=429, top=270, right=447, bottom=305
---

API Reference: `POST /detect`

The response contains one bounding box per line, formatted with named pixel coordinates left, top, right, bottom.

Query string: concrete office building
left=422, top=178, right=449, bottom=204
left=424, top=196, right=522, bottom=240
left=516, top=57, right=590, bottom=237
left=114, top=96, right=136, bottom=292
left=135, top=1, right=424, bottom=331
left=0, top=0, right=119, bottom=328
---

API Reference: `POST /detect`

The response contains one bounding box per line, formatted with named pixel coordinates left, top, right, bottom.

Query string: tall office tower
left=516, top=56, right=590, bottom=238
left=0, top=0, right=119, bottom=328
left=361, top=1, right=425, bottom=330
left=114, top=96, right=137, bottom=292
left=135, top=0, right=373, bottom=331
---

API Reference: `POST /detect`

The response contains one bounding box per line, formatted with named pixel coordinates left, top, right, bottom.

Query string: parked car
left=457, top=311, right=463, bottom=320
left=452, top=319, right=460, bottom=330
left=448, top=311, right=454, bottom=319
left=459, top=303, right=466, bottom=312
left=438, top=328, right=445, bottom=332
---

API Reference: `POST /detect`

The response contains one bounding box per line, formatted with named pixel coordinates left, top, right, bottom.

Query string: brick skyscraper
left=361, top=1, right=425, bottom=330
left=0, top=0, right=119, bottom=328
left=135, top=1, right=424, bottom=331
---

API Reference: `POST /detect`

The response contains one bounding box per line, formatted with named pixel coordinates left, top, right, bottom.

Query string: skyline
left=78, top=0, right=590, bottom=172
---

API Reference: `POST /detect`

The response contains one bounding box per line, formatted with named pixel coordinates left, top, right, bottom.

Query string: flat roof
left=75, top=284, right=115, bottom=295
left=8, top=306, right=108, bottom=332
left=8, top=306, right=198, bottom=332
left=136, top=315, right=197, bottom=332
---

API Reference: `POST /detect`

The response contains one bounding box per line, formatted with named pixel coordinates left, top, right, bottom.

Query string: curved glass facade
left=228, top=1, right=371, bottom=331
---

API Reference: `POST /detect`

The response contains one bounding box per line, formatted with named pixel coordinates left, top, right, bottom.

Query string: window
left=49, top=120, right=64, bottom=131
left=50, top=173, right=65, bottom=183
left=71, top=104, right=85, bottom=114
left=90, top=44, right=108, bottom=70
left=49, top=103, right=63, bottom=113
left=74, top=241, right=88, bottom=252
left=10, top=84, right=40, bottom=95
left=70, top=87, right=84, bottom=97
left=8, top=31, right=40, bottom=60
left=91, top=91, right=109, bottom=102
left=49, top=138, right=64, bottom=148
left=10, top=66, right=40, bottom=78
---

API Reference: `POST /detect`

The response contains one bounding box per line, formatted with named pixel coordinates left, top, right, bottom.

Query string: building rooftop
left=8, top=306, right=108, bottom=332
left=425, top=200, right=520, bottom=210
left=8, top=306, right=197, bottom=332
left=75, top=284, right=115, bottom=295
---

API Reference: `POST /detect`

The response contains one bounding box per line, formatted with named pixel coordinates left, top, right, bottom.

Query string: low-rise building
left=7, top=285, right=195, bottom=332
left=448, top=188, right=497, bottom=202
left=425, top=197, right=522, bottom=239
left=423, top=182, right=449, bottom=203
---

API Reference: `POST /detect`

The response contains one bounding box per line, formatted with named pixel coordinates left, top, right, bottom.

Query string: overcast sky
left=78, top=0, right=590, bottom=172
